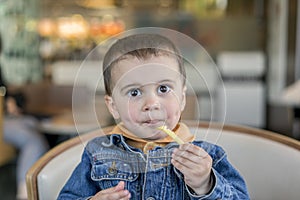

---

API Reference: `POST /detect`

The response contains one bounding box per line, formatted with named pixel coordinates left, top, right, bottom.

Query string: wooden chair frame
left=26, top=125, right=114, bottom=199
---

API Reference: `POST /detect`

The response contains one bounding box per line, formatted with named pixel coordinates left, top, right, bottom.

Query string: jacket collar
left=110, top=122, right=195, bottom=153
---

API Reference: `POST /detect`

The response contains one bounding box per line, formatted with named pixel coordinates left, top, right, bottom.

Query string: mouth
left=136, top=119, right=168, bottom=140
left=141, top=119, right=164, bottom=127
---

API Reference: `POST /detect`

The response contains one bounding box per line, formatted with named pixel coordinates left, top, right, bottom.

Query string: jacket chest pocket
left=91, top=159, right=139, bottom=189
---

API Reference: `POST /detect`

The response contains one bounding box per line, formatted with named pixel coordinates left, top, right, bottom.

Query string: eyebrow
left=158, top=79, right=177, bottom=85
left=120, top=83, right=141, bottom=93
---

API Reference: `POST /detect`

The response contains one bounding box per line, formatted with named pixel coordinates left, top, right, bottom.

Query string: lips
left=144, top=119, right=159, bottom=124
left=141, top=119, right=164, bottom=126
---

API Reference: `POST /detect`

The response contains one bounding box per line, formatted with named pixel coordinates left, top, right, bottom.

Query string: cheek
left=124, top=101, right=140, bottom=121
left=165, top=108, right=181, bottom=130
left=165, top=100, right=182, bottom=119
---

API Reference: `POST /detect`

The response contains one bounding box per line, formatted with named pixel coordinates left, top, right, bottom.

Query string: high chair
left=26, top=121, right=300, bottom=200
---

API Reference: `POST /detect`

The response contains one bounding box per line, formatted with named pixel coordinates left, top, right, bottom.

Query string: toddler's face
left=105, top=55, right=186, bottom=140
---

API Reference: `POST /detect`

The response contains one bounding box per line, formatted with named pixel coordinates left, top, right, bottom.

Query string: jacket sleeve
left=57, top=149, right=98, bottom=200
left=187, top=143, right=250, bottom=200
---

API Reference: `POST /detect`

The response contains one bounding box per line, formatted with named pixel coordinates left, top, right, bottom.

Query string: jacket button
left=146, top=197, right=155, bottom=200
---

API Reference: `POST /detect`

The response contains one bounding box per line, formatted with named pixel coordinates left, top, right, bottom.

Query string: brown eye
left=128, top=89, right=141, bottom=97
left=158, top=85, right=170, bottom=94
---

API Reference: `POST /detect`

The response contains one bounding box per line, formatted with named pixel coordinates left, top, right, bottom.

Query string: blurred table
left=39, top=112, right=96, bottom=147
left=39, top=108, right=114, bottom=134
left=39, top=115, right=98, bottom=136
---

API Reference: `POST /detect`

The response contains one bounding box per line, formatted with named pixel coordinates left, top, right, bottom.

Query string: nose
left=142, top=94, right=160, bottom=111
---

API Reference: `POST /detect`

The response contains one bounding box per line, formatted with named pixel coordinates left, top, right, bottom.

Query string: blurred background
left=0, top=0, right=300, bottom=198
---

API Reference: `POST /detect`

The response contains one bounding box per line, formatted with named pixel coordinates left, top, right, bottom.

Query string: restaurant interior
left=0, top=0, right=300, bottom=199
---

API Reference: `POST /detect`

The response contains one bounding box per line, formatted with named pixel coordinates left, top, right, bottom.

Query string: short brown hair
left=103, top=33, right=185, bottom=96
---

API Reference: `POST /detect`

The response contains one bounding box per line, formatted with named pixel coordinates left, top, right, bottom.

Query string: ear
left=180, top=86, right=187, bottom=112
left=104, top=95, right=120, bottom=119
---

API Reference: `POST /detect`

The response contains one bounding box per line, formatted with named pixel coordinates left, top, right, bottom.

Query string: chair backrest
left=26, top=121, right=300, bottom=200
left=191, top=121, right=300, bottom=200
left=26, top=126, right=114, bottom=200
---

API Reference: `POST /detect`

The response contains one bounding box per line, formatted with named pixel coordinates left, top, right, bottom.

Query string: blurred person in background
left=0, top=34, right=49, bottom=199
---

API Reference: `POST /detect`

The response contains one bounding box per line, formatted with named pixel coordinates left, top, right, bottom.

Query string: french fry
left=158, top=126, right=184, bottom=144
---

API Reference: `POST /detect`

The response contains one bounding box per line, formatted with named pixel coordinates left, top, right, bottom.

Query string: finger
left=173, top=149, right=205, bottom=165
left=172, top=145, right=211, bottom=171
left=119, top=195, right=131, bottom=200
left=100, top=181, right=125, bottom=195
left=95, top=188, right=131, bottom=200
left=173, top=145, right=209, bottom=165
left=172, top=152, right=212, bottom=177
left=114, top=181, right=125, bottom=191
left=110, top=190, right=131, bottom=199
left=179, top=144, right=209, bottom=158
left=171, top=156, right=211, bottom=180
left=171, top=153, right=198, bottom=171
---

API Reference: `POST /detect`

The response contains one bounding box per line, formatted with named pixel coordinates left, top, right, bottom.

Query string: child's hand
left=171, top=143, right=213, bottom=195
left=91, top=181, right=131, bottom=200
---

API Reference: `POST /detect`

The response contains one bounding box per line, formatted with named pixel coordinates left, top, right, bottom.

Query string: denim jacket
left=58, top=134, right=249, bottom=200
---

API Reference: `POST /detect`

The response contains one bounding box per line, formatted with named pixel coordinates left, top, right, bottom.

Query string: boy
left=58, top=33, right=249, bottom=199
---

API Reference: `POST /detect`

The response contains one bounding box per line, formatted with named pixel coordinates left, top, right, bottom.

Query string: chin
left=145, top=132, right=167, bottom=141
